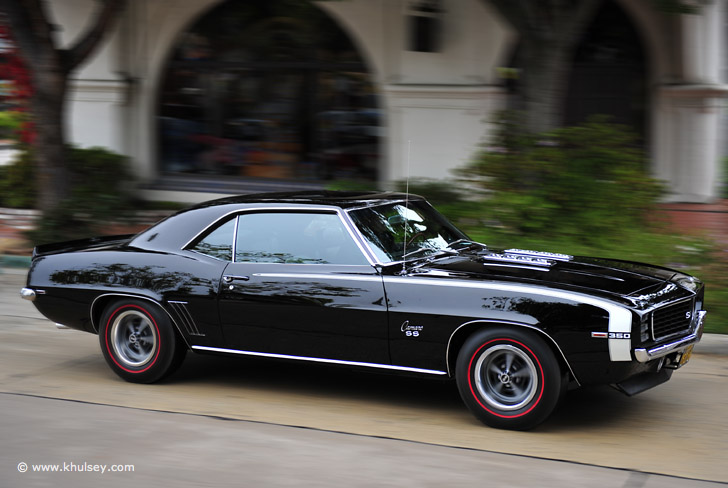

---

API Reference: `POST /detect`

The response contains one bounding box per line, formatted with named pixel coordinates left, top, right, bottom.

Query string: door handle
left=223, top=275, right=250, bottom=283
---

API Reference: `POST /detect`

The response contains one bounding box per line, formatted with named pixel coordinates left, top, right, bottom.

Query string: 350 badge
left=591, top=332, right=631, bottom=339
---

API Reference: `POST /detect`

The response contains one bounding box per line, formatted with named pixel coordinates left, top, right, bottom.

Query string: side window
left=189, top=217, right=236, bottom=261
left=235, top=212, right=368, bottom=265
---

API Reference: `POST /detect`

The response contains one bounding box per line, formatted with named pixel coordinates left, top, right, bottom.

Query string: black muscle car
left=21, top=191, right=706, bottom=430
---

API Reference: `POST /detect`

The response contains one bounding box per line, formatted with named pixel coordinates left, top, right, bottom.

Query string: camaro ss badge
left=401, top=321, right=424, bottom=337
left=592, top=332, right=631, bottom=339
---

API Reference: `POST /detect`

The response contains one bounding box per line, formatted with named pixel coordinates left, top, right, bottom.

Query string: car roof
left=189, top=190, right=423, bottom=210
left=130, top=191, right=423, bottom=252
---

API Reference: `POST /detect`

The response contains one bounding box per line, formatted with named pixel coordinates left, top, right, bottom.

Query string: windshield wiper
left=401, top=247, right=433, bottom=260
left=402, top=246, right=457, bottom=261
left=445, top=239, right=485, bottom=252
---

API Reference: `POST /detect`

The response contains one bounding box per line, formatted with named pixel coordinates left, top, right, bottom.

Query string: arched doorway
left=565, top=0, right=648, bottom=141
left=157, top=0, right=381, bottom=185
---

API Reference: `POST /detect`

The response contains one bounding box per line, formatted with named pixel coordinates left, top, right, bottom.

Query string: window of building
left=158, top=0, right=381, bottom=185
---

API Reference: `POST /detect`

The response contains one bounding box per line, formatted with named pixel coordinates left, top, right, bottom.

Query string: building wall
left=51, top=0, right=727, bottom=202
left=648, top=0, right=727, bottom=202
left=48, top=0, right=127, bottom=154
left=319, top=0, right=513, bottom=182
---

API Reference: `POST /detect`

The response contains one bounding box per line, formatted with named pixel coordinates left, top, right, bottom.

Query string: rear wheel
left=99, top=299, right=186, bottom=383
left=455, top=328, right=563, bottom=430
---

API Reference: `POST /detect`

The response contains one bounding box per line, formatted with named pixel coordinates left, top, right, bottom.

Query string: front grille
left=651, top=299, right=694, bottom=341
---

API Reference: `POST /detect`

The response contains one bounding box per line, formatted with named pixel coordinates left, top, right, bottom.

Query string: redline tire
left=99, top=299, right=186, bottom=383
left=455, top=328, right=563, bottom=430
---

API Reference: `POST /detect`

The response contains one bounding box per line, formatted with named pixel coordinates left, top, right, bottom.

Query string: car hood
left=404, top=248, right=699, bottom=308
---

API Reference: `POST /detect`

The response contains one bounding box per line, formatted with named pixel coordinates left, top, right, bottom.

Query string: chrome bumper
left=20, top=287, right=36, bottom=301
left=634, top=310, right=706, bottom=363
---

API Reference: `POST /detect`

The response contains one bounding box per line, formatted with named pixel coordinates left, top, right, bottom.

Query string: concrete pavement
left=2, top=393, right=725, bottom=488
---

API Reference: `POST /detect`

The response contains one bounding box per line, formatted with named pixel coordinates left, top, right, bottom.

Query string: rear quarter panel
left=27, top=249, right=227, bottom=345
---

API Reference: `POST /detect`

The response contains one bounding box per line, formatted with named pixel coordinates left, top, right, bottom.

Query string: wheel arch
left=90, top=293, right=191, bottom=350
left=446, top=320, right=580, bottom=386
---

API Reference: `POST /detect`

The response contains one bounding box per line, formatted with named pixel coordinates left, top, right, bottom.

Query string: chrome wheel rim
left=110, top=310, right=157, bottom=368
left=474, top=344, right=538, bottom=411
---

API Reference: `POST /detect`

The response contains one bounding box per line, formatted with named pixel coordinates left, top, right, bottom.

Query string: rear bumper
left=634, top=310, right=706, bottom=363
left=20, top=287, right=37, bottom=301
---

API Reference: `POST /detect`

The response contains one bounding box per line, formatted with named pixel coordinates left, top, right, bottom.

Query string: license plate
left=678, top=345, right=695, bottom=367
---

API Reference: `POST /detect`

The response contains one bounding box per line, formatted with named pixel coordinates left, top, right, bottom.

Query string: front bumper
left=634, top=310, right=706, bottom=363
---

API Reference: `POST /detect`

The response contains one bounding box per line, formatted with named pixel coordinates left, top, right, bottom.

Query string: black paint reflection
left=481, top=296, right=603, bottom=330
left=219, top=270, right=388, bottom=362
left=224, top=280, right=369, bottom=307
left=50, top=263, right=216, bottom=296
left=236, top=252, right=329, bottom=265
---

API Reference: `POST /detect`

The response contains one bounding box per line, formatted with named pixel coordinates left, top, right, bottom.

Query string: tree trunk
left=521, top=40, right=572, bottom=134
left=1, top=0, right=126, bottom=213
left=486, top=0, right=604, bottom=134
left=31, top=69, right=70, bottom=211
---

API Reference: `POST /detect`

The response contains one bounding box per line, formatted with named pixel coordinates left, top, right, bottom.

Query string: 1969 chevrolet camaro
left=21, top=191, right=706, bottom=430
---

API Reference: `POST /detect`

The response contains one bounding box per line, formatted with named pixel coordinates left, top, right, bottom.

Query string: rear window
left=189, top=217, right=235, bottom=261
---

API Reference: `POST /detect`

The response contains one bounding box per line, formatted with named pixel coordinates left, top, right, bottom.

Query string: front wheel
left=455, top=328, right=564, bottom=430
left=99, top=299, right=186, bottom=383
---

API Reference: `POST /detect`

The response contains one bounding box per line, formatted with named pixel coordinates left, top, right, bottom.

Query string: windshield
left=348, top=200, right=468, bottom=263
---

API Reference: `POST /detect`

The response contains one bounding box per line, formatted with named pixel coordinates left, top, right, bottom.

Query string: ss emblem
left=401, top=320, right=423, bottom=338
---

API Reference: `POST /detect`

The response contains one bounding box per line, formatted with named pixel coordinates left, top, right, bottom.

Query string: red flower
left=0, top=23, right=36, bottom=142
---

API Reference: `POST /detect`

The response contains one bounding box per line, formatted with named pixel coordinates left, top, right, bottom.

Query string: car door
left=218, top=210, right=390, bottom=364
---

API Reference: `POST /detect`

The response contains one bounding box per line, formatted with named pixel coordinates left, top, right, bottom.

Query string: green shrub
left=66, top=145, right=136, bottom=218
left=459, top=113, right=664, bottom=243
left=0, top=148, right=36, bottom=208
left=0, top=111, right=23, bottom=140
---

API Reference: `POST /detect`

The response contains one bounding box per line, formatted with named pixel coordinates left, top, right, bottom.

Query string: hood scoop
left=477, top=249, right=574, bottom=268
left=503, top=249, right=574, bottom=262
left=476, top=249, right=565, bottom=268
